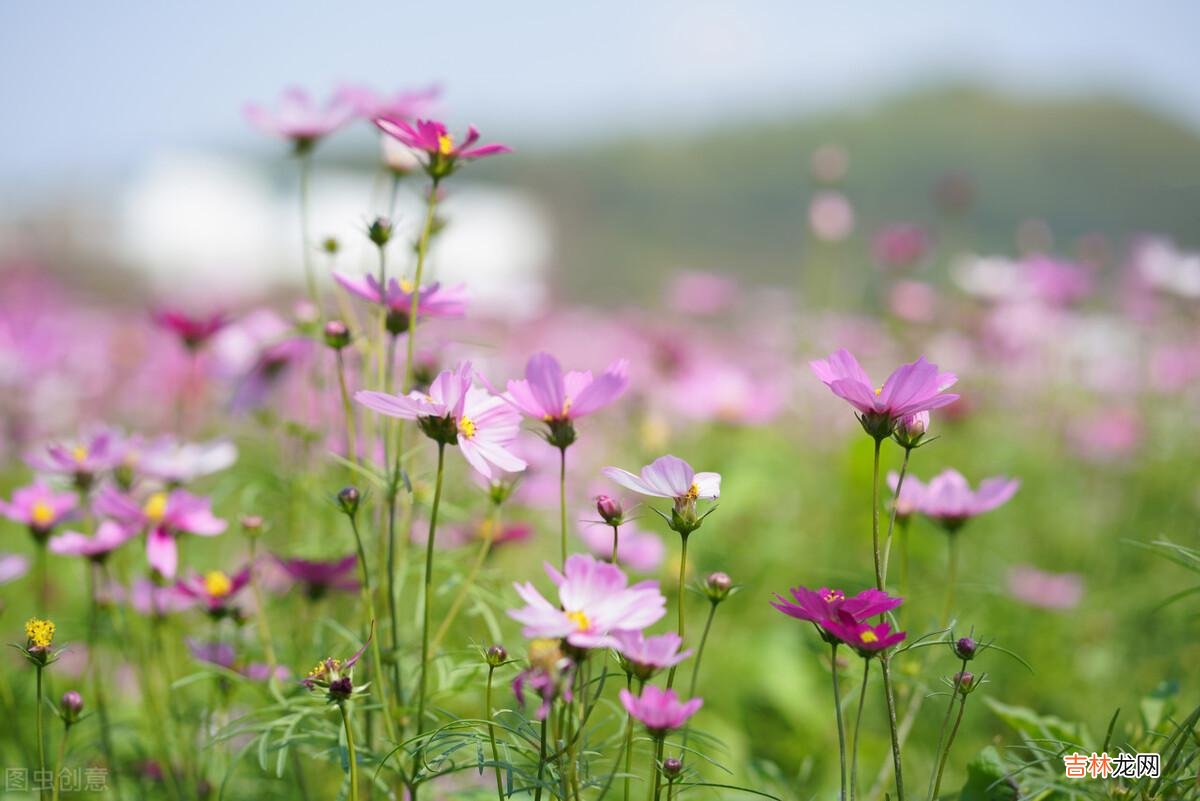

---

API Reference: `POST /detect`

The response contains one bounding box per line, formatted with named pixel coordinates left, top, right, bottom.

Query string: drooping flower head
left=612, top=630, right=691, bottom=681
left=274, top=554, right=360, bottom=600
left=918, top=469, right=1020, bottom=532
left=504, top=352, right=630, bottom=449
left=374, top=117, right=511, bottom=179
left=619, top=685, right=703, bottom=738
left=96, top=487, right=227, bottom=579
left=0, top=481, right=77, bottom=541
left=333, top=272, right=467, bottom=333
left=244, top=87, right=355, bottom=152
left=152, top=308, right=228, bottom=351
left=302, top=625, right=373, bottom=704
left=810, top=349, right=959, bottom=439
left=822, top=614, right=907, bottom=658
left=603, top=455, right=720, bottom=536
left=49, top=521, right=137, bottom=562
left=512, top=638, right=575, bottom=720
left=508, top=554, right=666, bottom=650
left=770, top=586, right=903, bottom=644
left=356, top=362, right=527, bottom=480
left=175, top=568, right=251, bottom=618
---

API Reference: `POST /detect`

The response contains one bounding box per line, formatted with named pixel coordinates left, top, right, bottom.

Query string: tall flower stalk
left=415, top=441, right=448, bottom=758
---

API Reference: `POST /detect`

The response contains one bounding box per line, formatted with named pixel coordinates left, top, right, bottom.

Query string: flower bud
left=893, top=411, right=929, bottom=449
left=323, top=320, right=351, bottom=350
left=485, top=644, right=508, bottom=668
left=328, top=676, right=354, bottom=701
left=240, top=515, right=263, bottom=536
left=953, top=636, right=977, bottom=661
left=662, top=758, right=683, bottom=779
left=953, top=670, right=975, bottom=694
left=595, top=495, right=623, bottom=526
left=24, top=618, right=56, bottom=663
left=368, top=217, right=393, bottom=247
left=60, top=690, right=84, bottom=724
left=337, top=487, right=361, bottom=518
left=385, top=309, right=411, bottom=336
left=322, top=237, right=340, bottom=255
left=703, top=571, right=734, bottom=603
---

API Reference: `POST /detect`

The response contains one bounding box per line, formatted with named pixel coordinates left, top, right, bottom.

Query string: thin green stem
left=623, top=676, right=637, bottom=801
left=832, top=644, right=849, bottom=801
left=50, top=725, right=68, bottom=801
left=666, top=535, right=689, bottom=690
left=559, top=446, right=568, bottom=570
left=415, top=443, right=447, bottom=759
left=340, top=703, right=359, bottom=801
left=347, top=515, right=396, bottom=744
left=610, top=523, right=620, bottom=565
left=879, top=658, right=905, bottom=801
left=929, top=692, right=967, bottom=801
left=880, top=447, right=911, bottom=585
left=85, top=566, right=120, bottom=797
left=533, top=717, right=548, bottom=801
left=647, top=737, right=663, bottom=801
left=927, top=660, right=967, bottom=801
left=942, top=535, right=958, bottom=627
left=870, top=437, right=884, bottom=590
left=850, top=658, right=870, bottom=801
left=335, top=351, right=359, bottom=464
left=486, top=666, right=505, bottom=801
left=869, top=437, right=905, bottom=801
left=36, top=665, right=45, bottom=801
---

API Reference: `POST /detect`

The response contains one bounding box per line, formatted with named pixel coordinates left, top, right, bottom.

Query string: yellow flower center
left=143, top=492, right=168, bottom=522
left=459, top=415, right=477, bottom=439
left=437, top=133, right=454, bottom=155
left=685, top=483, right=700, bottom=501
left=874, top=386, right=883, bottom=396
left=203, top=571, right=232, bottom=598
left=822, top=590, right=845, bottom=603
left=25, top=618, right=55, bottom=648
left=566, top=610, right=591, bottom=631
left=72, top=446, right=88, bottom=463
left=860, top=630, right=879, bottom=644
left=30, top=501, right=55, bottom=527
left=399, top=278, right=415, bottom=293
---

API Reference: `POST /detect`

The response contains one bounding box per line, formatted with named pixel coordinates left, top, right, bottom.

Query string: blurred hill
left=483, top=86, right=1200, bottom=301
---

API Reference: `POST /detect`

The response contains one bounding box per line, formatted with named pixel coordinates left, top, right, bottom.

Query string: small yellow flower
left=25, top=618, right=55, bottom=649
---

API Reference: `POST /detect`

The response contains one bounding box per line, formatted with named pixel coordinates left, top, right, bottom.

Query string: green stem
left=850, top=658, right=870, bottom=801
left=298, top=151, right=319, bottom=314
left=347, top=515, right=396, bottom=744
left=610, top=523, right=620, bottom=565
left=623, top=676, right=637, bottom=801
left=647, top=737, right=662, bottom=801
left=927, top=660, right=967, bottom=801
left=415, top=443, right=447, bottom=761
left=340, top=703, right=359, bottom=801
left=870, top=437, right=884, bottom=590
left=879, top=658, right=905, bottom=801
left=335, top=351, right=359, bottom=464
left=533, top=717, right=548, bottom=801
left=929, top=691, right=967, bottom=801
left=36, top=543, right=47, bottom=614
left=880, top=447, right=911, bottom=585
left=36, top=665, right=45, bottom=801
left=85, top=565, right=120, bottom=797
left=403, top=180, right=440, bottom=394
left=50, top=725, right=68, bottom=801
left=665, top=534, right=689, bottom=690
left=486, top=666, right=505, bottom=801
left=870, top=437, right=905, bottom=801
left=559, top=446, right=568, bottom=570
left=832, top=644, right=849, bottom=801
left=432, top=501, right=502, bottom=653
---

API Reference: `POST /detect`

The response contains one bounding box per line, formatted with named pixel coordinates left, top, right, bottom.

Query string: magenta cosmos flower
left=175, top=567, right=251, bottom=616
left=187, top=639, right=289, bottom=682
left=356, top=362, right=526, bottom=480
left=823, top=615, right=907, bottom=658
left=0, top=481, right=77, bottom=540
left=504, top=352, right=630, bottom=449
left=603, top=455, right=720, bottom=535
left=152, top=308, right=228, bottom=350
left=96, top=486, right=227, bottom=578
left=771, top=586, right=903, bottom=628
left=274, top=554, right=360, bottom=600
left=374, top=117, right=511, bottom=179
left=332, top=272, right=467, bottom=327
left=619, top=685, right=703, bottom=737
left=918, top=469, right=1019, bottom=531
left=244, top=87, right=355, bottom=150
left=612, top=630, right=691, bottom=680
left=49, top=521, right=137, bottom=562
left=810, top=349, right=958, bottom=439
left=508, top=554, right=666, bottom=649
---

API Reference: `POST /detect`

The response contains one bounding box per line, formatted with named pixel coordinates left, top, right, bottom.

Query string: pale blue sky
left=2, top=1, right=1198, bottom=183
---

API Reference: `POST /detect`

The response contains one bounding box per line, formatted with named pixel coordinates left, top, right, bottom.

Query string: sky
left=2, top=0, right=1199, bottom=185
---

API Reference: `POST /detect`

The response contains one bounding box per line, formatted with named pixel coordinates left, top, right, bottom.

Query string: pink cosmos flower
left=125, top=578, right=197, bottom=618
left=619, top=685, right=703, bottom=736
left=96, top=486, right=227, bottom=578
left=26, top=428, right=124, bottom=486
left=602, top=455, right=720, bottom=528
left=374, top=118, right=511, bottom=178
left=175, top=567, right=251, bottom=615
left=356, top=362, right=526, bottom=480
left=579, top=517, right=665, bottom=573
left=505, top=352, right=630, bottom=425
left=335, top=83, right=439, bottom=121
left=0, top=554, right=30, bottom=584
left=918, top=469, right=1019, bottom=530
left=332, top=272, right=467, bottom=320
left=872, top=223, right=934, bottom=269
left=1006, top=566, right=1083, bottom=611
left=152, top=308, right=228, bottom=350
left=612, top=630, right=691, bottom=679
left=810, top=349, right=958, bottom=437
left=139, top=437, right=238, bottom=484
left=770, top=587, right=903, bottom=629
left=507, top=554, right=666, bottom=649
left=822, top=616, right=907, bottom=657
left=0, top=480, right=77, bottom=538
left=244, top=87, right=355, bottom=147
left=273, top=554, right=360, bottom=599
left=887, top=471, right=927, bottom=518
left=49, top=521, right=137, bottom=561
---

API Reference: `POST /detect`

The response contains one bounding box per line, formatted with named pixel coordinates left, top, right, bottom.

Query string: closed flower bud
left=327, top=676, right=354, bottom=701
left=485, top=644, right=508, bottom=667
left=663, top=758, right=683, bottom=779
left=953, top=636, right=977, bottom=661
left=240, top=515, right=263, bottom=535
left=337, top=487, right=361, bottom=518
left=385, top=309, right=411, bottom=336
left=322, top=237, right=340, bottom=255
left=323, top=320, right=351, bottom=350
left=595, top=495, right=623, bottom=526
left=703, top=571, right=734, bottom=603
left=61, top=690, right=84, bottom=723
left=954, top=670, right=975, bottom=694
left=893, top=411, right=929, bottom=449
left=368, top=217, right=393, bottom=247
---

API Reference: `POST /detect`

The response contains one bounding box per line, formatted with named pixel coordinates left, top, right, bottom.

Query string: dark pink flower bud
left=595, top=495, right=623, bottom=526
left=704, top=571, right=733, bottom=603
left=323, top=320, right=351, bottom=350
left=953, top=637, right=977, bottom=661
left=485, top=644, right=508, bottom=667
left=663, top=758, right=683, bottom=779
left=337, top=487, right=361, bottom=517
left=61, top=690, right=84, bottom=723
left=954, top=671, right=975, bottom=694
